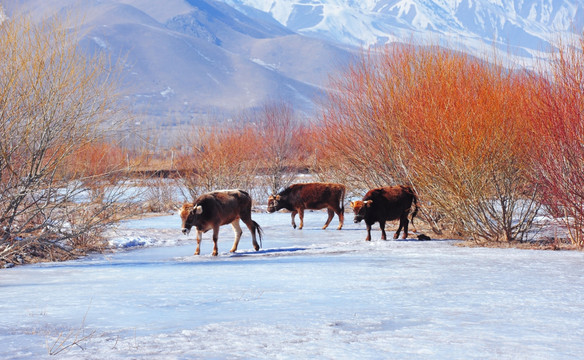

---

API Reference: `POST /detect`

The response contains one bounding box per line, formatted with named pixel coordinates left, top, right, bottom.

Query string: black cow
left=351, top=185, right=418, bottom=241
left=180, top=189, right=262, bottom=256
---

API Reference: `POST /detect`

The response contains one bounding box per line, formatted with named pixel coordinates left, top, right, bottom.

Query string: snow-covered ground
left=1, top=211, right=583, bottom=359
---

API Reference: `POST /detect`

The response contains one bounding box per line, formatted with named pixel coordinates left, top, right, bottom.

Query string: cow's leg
left=230, top=220, right=243, bottom=253
left=298, top=208, right=305, bottom=229
left=336, top=207, right=344, bottom=230
left=195, top=230, right=203, bottom=255
left=365, top=223, right=372, bottom=241
left=395, top=214, right=409, bottom=239
left=380, top=221, right=387, bottom=240
left=291, top=210, right=297, bottom=229
left=323, top=208, right=334, bottom=229
left=211, top=225, right=220, bottom=256
left=402, top=214, right=409, bottom=239
left=395, top=218, right=403, bottom=239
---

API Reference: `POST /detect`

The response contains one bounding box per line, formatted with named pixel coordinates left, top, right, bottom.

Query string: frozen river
left=1, top=211, right=583, bottom=359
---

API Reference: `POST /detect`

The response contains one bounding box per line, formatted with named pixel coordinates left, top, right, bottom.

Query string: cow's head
left=267, top=195, right=281, bottom=213
left=350, top=200, right=372, bottom=223
left=180, top=203, right=203, bottom=235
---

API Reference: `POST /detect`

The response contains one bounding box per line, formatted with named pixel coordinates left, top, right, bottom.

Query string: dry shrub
left=318, top=43, right=540, bottom=242
left=528, top=32, right=584, bottom=248
left=249, top=102, right=306, bottom=197
left=0, top=12, right=134, bottom=265
left=141, top=177, right=179, bottom=213
left=175, top=125, right=260, bottom=201
left=67, top=141, right=129, bottom=181
left=64, top=141, right=131, bottom=203
left=314, top=48, right=411, bottom=191
left=175, top=102, right=311, bottom=204
left=401, top=46, right=538, bottom=243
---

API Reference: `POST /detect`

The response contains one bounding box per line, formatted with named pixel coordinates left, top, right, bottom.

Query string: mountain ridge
left=223, top=0, right=583, bottom=57
left=5, top=0, right=354, bottom=127
left=4, top=0, right=583, bottom=128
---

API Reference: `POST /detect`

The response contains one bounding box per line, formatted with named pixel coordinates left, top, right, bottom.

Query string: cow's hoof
left=254, top=246, right=260, bottom=251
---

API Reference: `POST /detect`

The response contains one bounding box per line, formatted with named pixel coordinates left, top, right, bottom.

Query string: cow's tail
left=409, top=191, right=419, bottom=230
left=340, top=185, right=346, bottom=213
left=253, top=220, right=263, bottom=249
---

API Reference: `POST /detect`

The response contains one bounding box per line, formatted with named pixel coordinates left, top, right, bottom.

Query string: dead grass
left=455, top=237, right=578, bottom=251
left=0, top=235, right=108, bottom=268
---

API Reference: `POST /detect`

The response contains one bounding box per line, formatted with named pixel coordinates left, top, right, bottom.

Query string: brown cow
left=351, top=185, right=418, bottom=241
left=267, top=182, right=346, bottom=230
left=180, top=189, right=262, bottom=256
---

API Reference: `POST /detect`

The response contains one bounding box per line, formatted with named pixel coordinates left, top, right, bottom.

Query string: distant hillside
left=5, top=0, right=355, bottom=128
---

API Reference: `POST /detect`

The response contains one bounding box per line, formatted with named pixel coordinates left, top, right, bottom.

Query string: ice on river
left=1, top=211, right=583, bottom=359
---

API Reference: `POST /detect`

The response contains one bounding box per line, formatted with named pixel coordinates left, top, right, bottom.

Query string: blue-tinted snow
left=0, top=211, right=583, bottom=359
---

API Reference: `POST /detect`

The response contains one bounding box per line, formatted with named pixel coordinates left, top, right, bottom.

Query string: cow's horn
left=195, top=205, right=203, bottom=214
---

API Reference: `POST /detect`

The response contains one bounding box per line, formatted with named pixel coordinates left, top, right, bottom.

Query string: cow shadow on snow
left=229, top=247, right=310, bottom=257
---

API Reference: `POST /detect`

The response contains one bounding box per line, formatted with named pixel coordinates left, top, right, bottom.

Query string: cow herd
left=180, top=182, right=420, bottom=256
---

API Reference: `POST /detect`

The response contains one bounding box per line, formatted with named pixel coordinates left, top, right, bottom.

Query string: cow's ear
left=350, top=201, right=356, bottom=208
left=179, top=204, right=192, bottom=217
left=194, top=205, right=203, bottom=215
left=365, top=200, right=373, bottom=206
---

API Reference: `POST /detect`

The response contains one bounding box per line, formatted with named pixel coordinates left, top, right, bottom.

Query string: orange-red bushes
left=67, top=142, right=128, bottom=180
left=527, top=34, right=584, bottom=248
left=318, top=43, right=540, bottom=241
left=175, top=125, right=261, bottom=199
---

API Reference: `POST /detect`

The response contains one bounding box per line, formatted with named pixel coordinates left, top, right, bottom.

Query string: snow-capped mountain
left=224, top=0, right=584, bottom=58
left=4, top=0, right=583, bottom=129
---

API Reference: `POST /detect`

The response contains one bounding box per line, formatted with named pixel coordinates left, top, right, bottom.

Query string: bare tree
left=253, top=102, right=304, bottom=196
left=175, top=125, right=260, bottom=201
left=0, top=13, right=132, bottom=264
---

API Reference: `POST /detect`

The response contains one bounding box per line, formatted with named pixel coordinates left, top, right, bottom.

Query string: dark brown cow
left=351, top=185, right=418, bottom=241
left=180, top=189, right=262, bottom=256
left=267, top=182, right=346, bottom=230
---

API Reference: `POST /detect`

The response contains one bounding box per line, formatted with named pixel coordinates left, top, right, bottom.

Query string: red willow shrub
left=175, top=102, right=308, bottom=202
left=68, top=142, right=129, bottom=180
left=527, top=33, right=584, bottom=248
left=175, top=125, right=261, bottom=200
left=317, top=43, right=539, bottom=242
